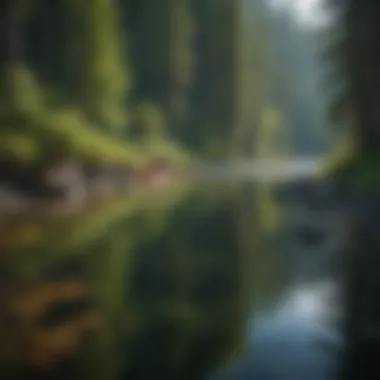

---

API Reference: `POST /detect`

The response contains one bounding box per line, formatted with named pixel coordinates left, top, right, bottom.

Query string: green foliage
left=321, top=145, right=380, bottom=193
left=0, top=0, right=274, bottom=169
left=0, top=0, right=195, bottom=170
left=126, top=0, right=194, bottom=137
left=67, top=0, right=130, bottom=133
left=0, top=131, right=38, bottom=161
left=321, top=0, right=380, bottom=190
left=184, top=0, right=272, bottom=158
left=132, top=102, right=165, bottom=139
left=325, top=0, right=380, bottom=152
left=0, top=66, right=142, bottom=166
left=6, top=64, right=45, bottom=114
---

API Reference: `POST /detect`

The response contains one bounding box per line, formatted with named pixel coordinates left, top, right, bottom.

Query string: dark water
left=0, top=181, right=343, bottom=379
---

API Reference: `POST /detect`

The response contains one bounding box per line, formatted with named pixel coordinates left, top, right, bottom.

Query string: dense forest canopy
left=0, top=0, right=334, bottom=171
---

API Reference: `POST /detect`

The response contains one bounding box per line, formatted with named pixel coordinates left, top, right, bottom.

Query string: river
left=0, top=169, right=345, bottom=379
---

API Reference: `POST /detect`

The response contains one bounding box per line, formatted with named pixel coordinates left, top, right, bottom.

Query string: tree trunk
left=344, top=0, right=380, bottom=152
left=0, top=1, right=26, bottom=69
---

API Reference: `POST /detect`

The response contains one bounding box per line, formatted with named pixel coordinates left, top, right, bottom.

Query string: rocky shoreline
left=0, top=160, right=177, bottom=218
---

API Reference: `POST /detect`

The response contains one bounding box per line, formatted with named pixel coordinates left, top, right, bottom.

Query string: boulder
left=43, top=161, right=87, bottom=206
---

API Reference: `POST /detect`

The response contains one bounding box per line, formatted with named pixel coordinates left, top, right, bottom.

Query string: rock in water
left=44, top=161, right=87, bottom=206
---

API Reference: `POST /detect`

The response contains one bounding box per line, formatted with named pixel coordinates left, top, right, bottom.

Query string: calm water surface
left=0, top=180, right=343, bottom=379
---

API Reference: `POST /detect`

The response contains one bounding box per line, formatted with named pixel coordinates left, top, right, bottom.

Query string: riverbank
left=0, top=157, right=188, bottom=219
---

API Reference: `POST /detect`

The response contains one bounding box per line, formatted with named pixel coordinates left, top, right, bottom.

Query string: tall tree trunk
left=343, top=0, right=380, bottom=152
left=0, top=0, right=27, bottom=98
left=0, top=1, right=24, bottom=69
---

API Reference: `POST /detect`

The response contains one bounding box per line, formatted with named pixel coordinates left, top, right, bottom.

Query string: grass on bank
left=0, top=66, right=189, bottom=169
left=319, top=137, right=380, bottom=193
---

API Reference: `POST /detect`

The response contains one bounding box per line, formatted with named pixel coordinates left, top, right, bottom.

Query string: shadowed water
left=0, top=173, right=343, bottom=379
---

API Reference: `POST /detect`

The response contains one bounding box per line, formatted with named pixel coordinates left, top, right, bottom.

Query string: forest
left=0, top=0, right=333, bottom=194
left=2, top=0, right=380, bottom=377
left=0, top=0, right=245, bottom=170
left=1, top=0, right=374, bottom=200
left=322, top=0, right=380, bottom=193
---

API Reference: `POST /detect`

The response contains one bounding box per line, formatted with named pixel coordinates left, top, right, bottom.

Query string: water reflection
left=210, top=282, right=341, bottom=380
left=0, top=182, right=342, bottom=379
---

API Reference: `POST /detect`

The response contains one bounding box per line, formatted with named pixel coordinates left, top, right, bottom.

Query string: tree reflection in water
left=0, top=183, right=299, bottom=379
